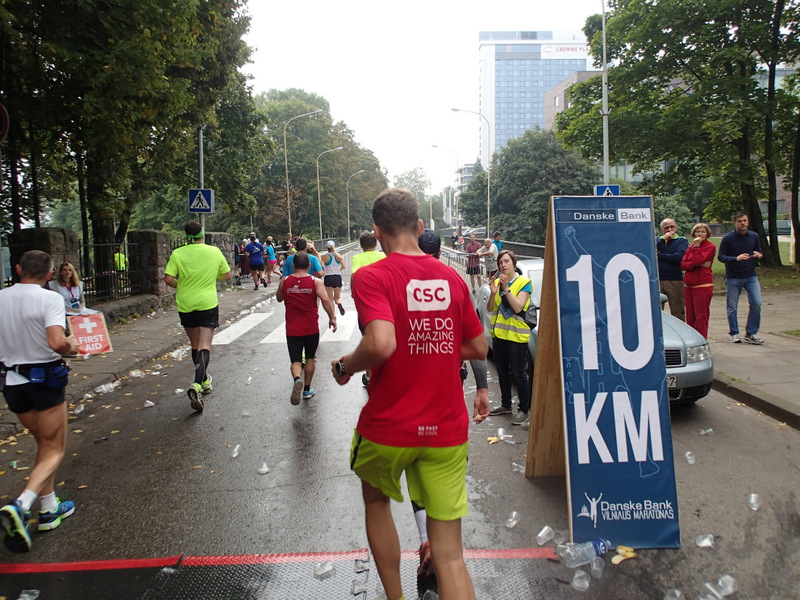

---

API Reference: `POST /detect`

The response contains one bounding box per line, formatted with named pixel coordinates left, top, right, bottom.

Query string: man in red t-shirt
left=276, top=251, right=336, bottom=405
left=332, top=188, right=488, bottom=600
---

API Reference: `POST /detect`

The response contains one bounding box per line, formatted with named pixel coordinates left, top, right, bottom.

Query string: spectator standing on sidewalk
left=464, top=233, right=483, bottom=293
left=332, top=188, right=487, bottom=600
left=0, top=250, right=80, bottom=553
left=680, top=223, right=716, bottom=339
left=718, top=211, right=765, bottom=344
left=476, top=237, right=498, bottom=281
left=48, top=262, right=85, bottom=314
left=164, top=221, right=232, bottom=412
left=656, top=218, right=688, bottom=321
left=276, top=251, right=337, bottom=405
left=487, top=250, right=533, bottom=427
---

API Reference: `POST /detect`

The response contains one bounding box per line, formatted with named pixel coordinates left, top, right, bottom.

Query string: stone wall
left=127, top=229, right=172, bottom=296
left=8, top=228, right=80, bottom=279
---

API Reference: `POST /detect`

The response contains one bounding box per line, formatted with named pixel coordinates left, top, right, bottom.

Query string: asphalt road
left=1, top=293, right=799, bottom=599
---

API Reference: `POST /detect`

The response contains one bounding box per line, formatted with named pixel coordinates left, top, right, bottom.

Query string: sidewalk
left=705, top=287, right=800, bottom=429
left=3, top=277, right=799, bottom=435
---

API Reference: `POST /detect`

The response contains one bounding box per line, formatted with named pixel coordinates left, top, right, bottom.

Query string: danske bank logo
left=406, top=279, right=451, bottom=312
left=577, top=491, right=675, bottom=528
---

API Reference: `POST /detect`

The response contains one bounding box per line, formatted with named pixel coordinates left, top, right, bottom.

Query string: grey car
left=475, top=258, right=713, bottom=404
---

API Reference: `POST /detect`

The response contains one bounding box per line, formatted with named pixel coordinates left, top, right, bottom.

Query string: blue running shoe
left=303, top=388, right=316, bottom=400
left=0, top=501, right=32, bottom=553
left=38, top=498, right=75, bottom=531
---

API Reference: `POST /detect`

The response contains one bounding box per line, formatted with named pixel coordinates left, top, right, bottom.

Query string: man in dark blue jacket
left=718, top=211, right=764, bottom=344
left=657, top=218, right=688, bottom=321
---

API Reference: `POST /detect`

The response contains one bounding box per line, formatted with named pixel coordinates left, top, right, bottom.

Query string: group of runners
left=2, top=193, right=502, bottom=600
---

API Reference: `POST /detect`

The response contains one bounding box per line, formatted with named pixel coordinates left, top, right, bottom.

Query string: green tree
left=558, top=0, right=800, bottom=266
left=480, top=129, right=600, bottom=245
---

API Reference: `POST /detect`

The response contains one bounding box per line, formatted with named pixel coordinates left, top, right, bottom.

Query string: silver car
left=475, top=258, right=713, bottom=404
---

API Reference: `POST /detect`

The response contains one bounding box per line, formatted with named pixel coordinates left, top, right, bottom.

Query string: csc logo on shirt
left=406, top=279, right=451, bottom=312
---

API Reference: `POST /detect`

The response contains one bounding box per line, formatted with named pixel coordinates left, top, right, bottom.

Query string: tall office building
left=478, top=31, right=594, bottom=161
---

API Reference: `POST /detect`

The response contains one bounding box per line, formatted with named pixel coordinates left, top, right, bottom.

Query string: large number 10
left=565, top=253, right=654, bottom=371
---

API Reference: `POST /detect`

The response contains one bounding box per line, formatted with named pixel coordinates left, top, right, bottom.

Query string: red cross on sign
left=68, top=313, right=113, bottom=355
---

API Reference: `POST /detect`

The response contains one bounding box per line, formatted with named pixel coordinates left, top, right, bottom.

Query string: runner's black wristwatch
left=335, top=359, right=351, bottom=377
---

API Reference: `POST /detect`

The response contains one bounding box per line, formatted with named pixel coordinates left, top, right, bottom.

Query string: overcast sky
left=242, top=0, right=602, bottom=193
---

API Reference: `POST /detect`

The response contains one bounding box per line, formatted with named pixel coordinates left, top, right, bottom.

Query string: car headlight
left=686, top=343, right=711, bottom=363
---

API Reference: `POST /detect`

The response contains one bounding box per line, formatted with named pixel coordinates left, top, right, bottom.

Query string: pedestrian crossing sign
left=594, top=184, right=620, bottom=197
left=188, top=189, right=214, bottom=213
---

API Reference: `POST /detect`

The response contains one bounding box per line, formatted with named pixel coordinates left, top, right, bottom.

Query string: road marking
left=213, top=313, right=271, bottom=345
left=259, top=309, right=358, bottom=344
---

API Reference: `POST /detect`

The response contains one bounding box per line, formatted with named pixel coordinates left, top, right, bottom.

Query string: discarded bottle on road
left=497, top=427, right=506, bottom=440
left=570, top=569, right=590, bottom=592
left=73, top=404, right=85, bottom=415
left=663, top=589, right=685, bottom=600
left=685, top=451, right=696, bottom=465
left=505, top=511, right=520, bottom=528
left=555, top=544, right=569, bottom=557
left=590, top=556, right=604, bottom=578
left=18, top=591, right=40, bottom=600
left=748, top=493, right=762, bottom=511
left=563, top=539, right=611, bottom=568
left=535, top=525, right=554, bottom=545
left=511, top=460, right=525, bottom=473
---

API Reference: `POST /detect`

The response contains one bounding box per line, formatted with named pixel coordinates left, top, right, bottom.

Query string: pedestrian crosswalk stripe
left=259, top=310, right=358, bottom=344
left=213, top=312, right=271, bottom=345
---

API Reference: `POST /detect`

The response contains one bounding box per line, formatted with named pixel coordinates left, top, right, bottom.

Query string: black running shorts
left=179, top=306, right=220, bottom=329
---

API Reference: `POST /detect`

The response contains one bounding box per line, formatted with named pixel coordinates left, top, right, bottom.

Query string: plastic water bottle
left=563, top=539, right=611, bottom=568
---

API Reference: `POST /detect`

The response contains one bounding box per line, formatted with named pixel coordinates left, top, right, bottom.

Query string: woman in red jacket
left=680, top=223, right=716, bottom=339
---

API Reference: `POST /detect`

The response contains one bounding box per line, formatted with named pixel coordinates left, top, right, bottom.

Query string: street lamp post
left=316, top=146, right=343, bottom=241
left=601, top=1, right=611, bottom=184
left=452, top=108, right=491, bottom=235
left=432, top=144, right=459, bottom=230
left=346, top=169, right=366, bottom=243
left=283, top=109, right=323, bottom=237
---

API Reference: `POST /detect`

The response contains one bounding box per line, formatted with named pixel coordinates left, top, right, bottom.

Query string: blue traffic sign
left=594, top=184, right=620, bottom=196
left=188, top=189, right=214, bottom=213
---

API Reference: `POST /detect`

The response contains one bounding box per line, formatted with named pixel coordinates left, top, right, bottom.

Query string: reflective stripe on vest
left=490, top=276, right=531, bottom=343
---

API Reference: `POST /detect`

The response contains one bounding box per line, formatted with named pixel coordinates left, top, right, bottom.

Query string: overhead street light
left=316, top=146, right=344, bottom=241
left=452, top=108, right=491, bottom=235
left=284, top=109, right=323, bottom=237
left=432, top=144, right=460, bottom=230
left=346, top=169, right=366, bottom=243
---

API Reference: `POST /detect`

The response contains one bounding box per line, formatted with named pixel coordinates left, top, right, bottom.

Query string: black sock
left=304, top=384, right=310, bottom=392
left=194, top=349, right=210, bottom=385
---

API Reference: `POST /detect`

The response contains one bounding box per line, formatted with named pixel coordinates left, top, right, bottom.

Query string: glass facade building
left=478, top=31, right=592, bottom=160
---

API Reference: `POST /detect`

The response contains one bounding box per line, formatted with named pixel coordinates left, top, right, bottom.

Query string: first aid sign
left=68, top=314, right=113, bottom=355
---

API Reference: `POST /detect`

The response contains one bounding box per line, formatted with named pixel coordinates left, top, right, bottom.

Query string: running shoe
left=187, top=383, right=204, bottom=412
left=362, top=373, right=370, bottom=387
left=253, top=283, right=259, bottom=291
left=303, top=388, right=316, bottom=400
left=0, top=501, right=32, bottom=553
left=416, top=540, right=438, bottom=597
left=201, top=375, right=213, bottom=395
left=338, top=303, right=345, bottom=316
left=730, top=334, right=741, bottom=343
left=511, top=410, right=529, bottom=425
left=290, top=379, right=303, bottom=405
left=262, top=278, right=267, bottom=288
left=488, top=405, right=512, bottom=416
left=744, top=333, right=764, bottom=345
left=38, top=498, right=75, bottom=532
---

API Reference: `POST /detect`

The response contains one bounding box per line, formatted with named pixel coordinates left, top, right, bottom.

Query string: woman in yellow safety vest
left=487, top=250, right=532, bottom=426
